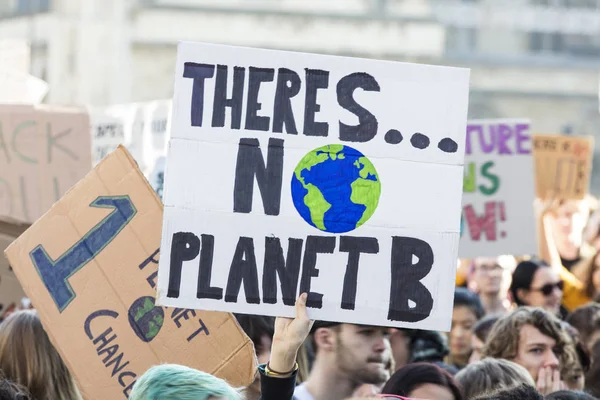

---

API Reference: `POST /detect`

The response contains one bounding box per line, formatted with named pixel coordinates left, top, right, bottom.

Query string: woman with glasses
left=510, top=259, right=564, bottom=317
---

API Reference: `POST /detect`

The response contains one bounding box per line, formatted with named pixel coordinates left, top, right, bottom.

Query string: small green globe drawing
left=128, top=296, right=164, bottom=343
left=291, top=144, right=381, bottom=233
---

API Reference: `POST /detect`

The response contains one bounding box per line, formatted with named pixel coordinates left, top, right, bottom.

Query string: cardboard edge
left=211, top=335, right=259, bottom=387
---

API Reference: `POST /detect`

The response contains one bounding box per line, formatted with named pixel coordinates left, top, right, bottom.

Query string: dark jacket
left=258, top=363, right=297, bottom=400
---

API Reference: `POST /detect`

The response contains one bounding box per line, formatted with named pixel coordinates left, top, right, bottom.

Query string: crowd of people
left=2, top=198, right=600, bottom=399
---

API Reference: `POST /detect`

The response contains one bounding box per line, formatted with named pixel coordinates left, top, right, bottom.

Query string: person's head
left=449, top=288, right=484, bottom=364
left=129, top=364, right=241, bottom=400
left=455, top=358, right=534, bottom=400
left=311, top=322, right=392, bottom=385
left=545, top=391, right=599, bottom=400
left=584, top=253, right=600, bottom=300
left=585, top=340, right=600, bottom=398
left=389, top=329, right=411, bottom=370
left=0, top=310, right=80, bottom=400
left=510, top=259, right=563, bottom=315
left=470, top=384, right=543, bottom=400
left=469, top=314, right=501, bottom=363
left=407, top=329, right=450, bottom=364
left=234, top=315, right=274, bottom=365
left=566, top=303, right=600, bottom=352
left=381, top=362, right=463, bottom=400
left=234, top=315, right=274, bottom=398
left=0, top=375, right=30, bottom=400
left=482, top=307, right=568, bottom=381
left=472, top=256, right=516, bottom=296
left=559, top=322, right=588, bottom=391
left=549, top=199, right=589, bottom=258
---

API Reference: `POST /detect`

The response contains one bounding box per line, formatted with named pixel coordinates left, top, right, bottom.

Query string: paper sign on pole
left=533, top=134, right=594, bottom=200
left=157, top=42, right=470, bottom=331
left=4, top=146, right=257, bottom=400
left=0, top=105, right=92, bottom=223
left=459, top=120, right=536, bottom=258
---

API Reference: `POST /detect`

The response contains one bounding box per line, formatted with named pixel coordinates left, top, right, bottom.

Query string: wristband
left=265, top=362, right=298, bottom=377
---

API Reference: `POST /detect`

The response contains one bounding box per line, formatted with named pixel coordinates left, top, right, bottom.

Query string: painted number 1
left=30, top=196, right=137, bottom=312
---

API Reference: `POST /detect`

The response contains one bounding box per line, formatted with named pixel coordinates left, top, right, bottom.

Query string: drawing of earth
left=128, top=296, right=164, bottom=343
left=291, top=144, right=381, bottom=234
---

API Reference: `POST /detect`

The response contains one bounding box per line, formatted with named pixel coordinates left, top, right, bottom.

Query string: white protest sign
left=157, top=42, right=470, bottom=331
left=91, top=100, right=171, bottom=195
left=459, top=120, right=536, bottom=258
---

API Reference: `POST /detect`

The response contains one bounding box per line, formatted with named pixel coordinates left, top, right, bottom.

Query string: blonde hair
left=455, top=358, right=534, bottom=400
left=0, top=310, right=81, bottom=400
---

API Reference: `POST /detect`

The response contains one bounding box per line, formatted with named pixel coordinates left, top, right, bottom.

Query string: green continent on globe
left=135, top=297, right=164, bottom=340
left=351, top=157, right=381, bottom=227
left=292, top=144, right=381, bottom=232
left=293, top=145, right=342, bottom=230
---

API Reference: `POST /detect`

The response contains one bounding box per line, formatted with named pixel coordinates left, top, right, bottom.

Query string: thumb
left=296, top=293, right=310, bottom=320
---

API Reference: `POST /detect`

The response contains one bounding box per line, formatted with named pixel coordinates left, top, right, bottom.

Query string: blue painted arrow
left=30, top=196, right=137, bottom=312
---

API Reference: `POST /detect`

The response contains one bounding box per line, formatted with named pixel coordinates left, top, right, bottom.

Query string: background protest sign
left=533, top=134, right=594, bottom=200
left=157, top=42, right=470, bottom=331
left=459, top=119, right=536, bottom=258
left=0, top=219, right=28, bottom=314
left=0, top=105, right=92, bottom=223
left=5, top=147, right=257, bottom=399
left=91, top=100, right=171, bottom=199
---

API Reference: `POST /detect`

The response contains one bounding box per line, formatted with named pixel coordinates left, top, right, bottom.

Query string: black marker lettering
left=196, top=234, right=223, bottom=300
left=212, top=65, right=245, bottom=129
left=300, top=236, right=336, bottom=308
left=304, top=69, right=329, bottom=137
left=183, top=63, right=215, bottom=127
left=233, top=137, right=284, bottom=216
left=337, top=72, right=380, bottom=142
left=273, top=68, right=301, bottom=134
left=168, top=232, right=200, bottom=298
left=225, top=237, right=260, bottom=304
left=245, top=67, right=275, bottom=132
left=340, top=236, right=379, bottom=310
left=262, top=237, right=303, bottom=305
left=388, top=237, right=434, bottom=322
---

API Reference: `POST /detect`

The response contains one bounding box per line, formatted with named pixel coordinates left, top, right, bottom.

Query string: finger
left=296, top=293, right=310, bottom=320
left=536, top=366, right=546, bottom=392
left=546, top=368, right=554, bottom=390
left=545, top=367, right=553, bottom=393
left=552, top=369, right=561, bottom=391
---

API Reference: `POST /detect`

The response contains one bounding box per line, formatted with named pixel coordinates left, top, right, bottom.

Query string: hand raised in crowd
left=268, top=293, right=314, bottom=376
left=536, top=365, right=566, bottom=396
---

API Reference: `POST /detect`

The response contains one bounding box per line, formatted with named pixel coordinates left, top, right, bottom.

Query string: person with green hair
left=129, top=364, right=243, bottom=400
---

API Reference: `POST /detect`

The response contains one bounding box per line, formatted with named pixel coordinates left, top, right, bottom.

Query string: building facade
left=1, top=0, right=599, bottom=188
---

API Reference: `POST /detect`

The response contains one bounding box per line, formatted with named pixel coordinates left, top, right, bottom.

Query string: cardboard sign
left=459, top=120, right=536, bottom=258
left=533, top=134, right=594, bottom=200
left=0, top=219, right=28, bottom=314
left=4, top=147, right=256, bottom=399
left=157, top=42, right=470, bottom=331
left=0, top=105, right=92, bottom=223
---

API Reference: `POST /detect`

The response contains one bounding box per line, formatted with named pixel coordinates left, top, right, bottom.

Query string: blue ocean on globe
left=291, top=144, right=381, bottom=234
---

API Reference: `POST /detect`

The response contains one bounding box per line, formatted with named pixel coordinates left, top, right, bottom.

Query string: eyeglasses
left=475, top=263, right=505, bottom=274
left=531, top=281, right=564, bottom=296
